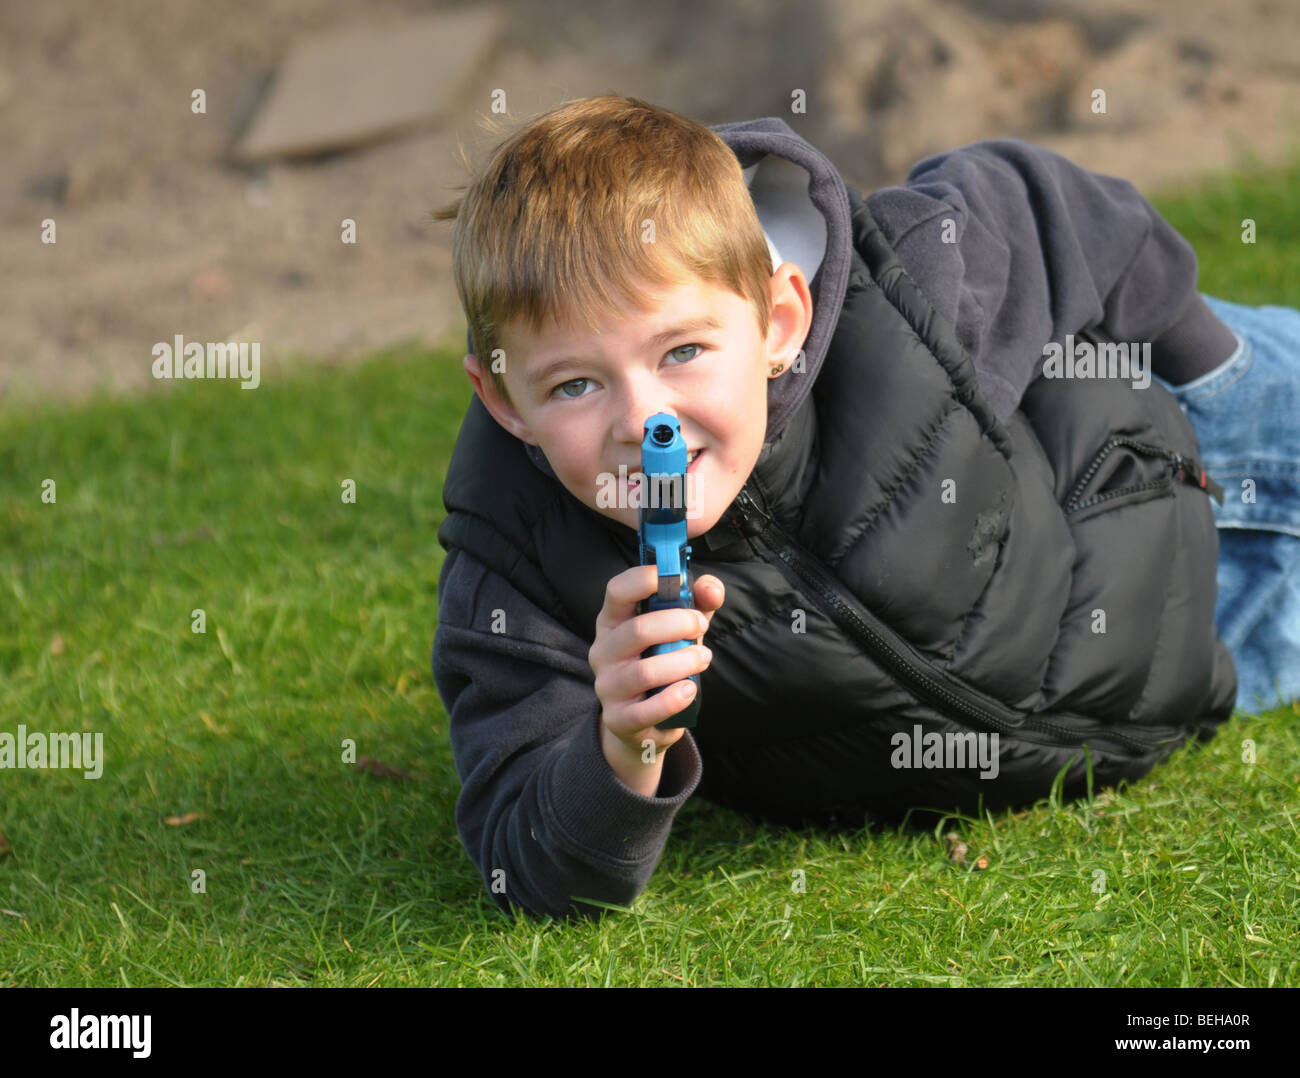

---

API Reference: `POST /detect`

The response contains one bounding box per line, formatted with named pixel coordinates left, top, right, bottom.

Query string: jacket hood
left=707, top=116, right=853, bottom=442
left=506, top=115, right=854, bottom=480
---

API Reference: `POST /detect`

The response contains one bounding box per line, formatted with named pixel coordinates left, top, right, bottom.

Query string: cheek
left=556, top=440, right=602, bottom=489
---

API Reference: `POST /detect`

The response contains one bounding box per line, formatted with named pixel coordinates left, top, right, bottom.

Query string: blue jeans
left=1153, top=294, right=1300, bottom=714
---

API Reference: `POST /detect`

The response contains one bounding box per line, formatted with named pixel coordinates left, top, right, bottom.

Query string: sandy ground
left=2, top=0, right=1298, bottom=404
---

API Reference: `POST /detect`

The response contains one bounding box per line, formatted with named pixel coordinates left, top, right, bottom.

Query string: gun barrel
left=637, top=412, right=701, bottom=730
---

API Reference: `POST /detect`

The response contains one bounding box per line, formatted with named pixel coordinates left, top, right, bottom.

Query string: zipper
left=727, top=485, right=1174, bottom=753
left=1065, top=436, right=1224, bottom=514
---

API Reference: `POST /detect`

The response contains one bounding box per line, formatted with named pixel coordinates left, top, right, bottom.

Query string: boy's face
left=464, top=263, right=812, bottom=537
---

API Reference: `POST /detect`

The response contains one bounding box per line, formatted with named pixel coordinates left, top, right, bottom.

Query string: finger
left=607, top=609, right=709, bottom=669
left=607, top=708, right=690, bottom=756
left=594, top=564, right=663, bottom=635
left=695, top=574, right=724, bottom=609
left=613, top=643, right=711, bottom=701
left=607, top=679, right=701, bottom=739
left=595, top=639, right=706, bottom=712
left=592, top=577, right=706, bottom=673
left=693, top=574, right=725, bottom=625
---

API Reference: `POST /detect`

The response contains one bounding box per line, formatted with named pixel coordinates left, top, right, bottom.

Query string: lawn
left=2, top=156, right=1299, bottom=987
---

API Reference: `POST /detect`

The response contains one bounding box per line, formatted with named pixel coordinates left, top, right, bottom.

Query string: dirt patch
left=3, top=0, right=1297, bottom=404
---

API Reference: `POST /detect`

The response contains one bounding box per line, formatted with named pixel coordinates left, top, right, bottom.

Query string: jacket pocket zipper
left=1065, top=436, right=1225, bottom=515
left=728, top=485, right=1173, bottom=753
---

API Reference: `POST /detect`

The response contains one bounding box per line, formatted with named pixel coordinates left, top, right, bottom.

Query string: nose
left=611, top=373, right=673, bottom=446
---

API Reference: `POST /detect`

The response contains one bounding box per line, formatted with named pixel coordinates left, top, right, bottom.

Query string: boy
left=431, top=95, right=1300, bottom=920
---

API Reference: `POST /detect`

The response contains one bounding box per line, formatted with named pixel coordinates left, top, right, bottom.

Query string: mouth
left=627, top=449, right=703, bottom=485
left=623, top=450, right=704, bottom=518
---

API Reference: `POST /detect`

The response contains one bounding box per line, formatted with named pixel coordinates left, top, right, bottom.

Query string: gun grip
left=642, top=570, right=701, bottom=730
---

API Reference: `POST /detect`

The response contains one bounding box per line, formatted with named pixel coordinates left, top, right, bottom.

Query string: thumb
left=694, top=574, right=725, bottom=620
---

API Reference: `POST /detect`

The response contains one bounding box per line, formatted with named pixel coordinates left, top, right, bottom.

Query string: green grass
left=3, top=157, right=1300, bottom=987
left=1151, top=149, right=1300, bottom=307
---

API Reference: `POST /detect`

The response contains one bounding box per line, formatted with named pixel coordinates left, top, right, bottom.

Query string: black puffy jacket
left=438, top=184, right=1236, bottom=831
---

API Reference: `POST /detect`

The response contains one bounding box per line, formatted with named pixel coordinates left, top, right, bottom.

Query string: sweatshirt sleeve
left=432, top=546, right=703, bottom=920
left=864, top=138, right=1238, bottom=422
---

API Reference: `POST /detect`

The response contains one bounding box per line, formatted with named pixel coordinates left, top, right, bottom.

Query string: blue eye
left=550, top=345, right=701, bottom=400
left=555, top=377, right=593, bottom=399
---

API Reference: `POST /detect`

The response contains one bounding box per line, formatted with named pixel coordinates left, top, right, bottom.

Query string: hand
left=589, top=566, right=724, bottom=790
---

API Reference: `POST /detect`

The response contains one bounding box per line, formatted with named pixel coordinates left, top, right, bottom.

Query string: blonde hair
left=431, top=94, right=773, bottom=406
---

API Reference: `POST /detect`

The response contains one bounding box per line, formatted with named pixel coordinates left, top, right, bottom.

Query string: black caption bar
left=2, top=986, right=1288, bottom=1064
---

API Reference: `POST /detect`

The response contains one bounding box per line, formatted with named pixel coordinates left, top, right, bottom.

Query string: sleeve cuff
left=1151, top=293, right=1240, bottom=384
left=542, top=710, right=704, bottom=863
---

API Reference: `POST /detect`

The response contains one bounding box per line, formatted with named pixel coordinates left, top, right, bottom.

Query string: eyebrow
left=527, top=316, right=725, bottom=389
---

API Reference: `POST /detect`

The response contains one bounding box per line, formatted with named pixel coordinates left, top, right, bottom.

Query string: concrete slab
left=233, top=8, right=506, bottom=162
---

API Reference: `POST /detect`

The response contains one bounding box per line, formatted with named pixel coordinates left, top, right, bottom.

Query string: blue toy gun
left=637, top=413, right=702, bottom=730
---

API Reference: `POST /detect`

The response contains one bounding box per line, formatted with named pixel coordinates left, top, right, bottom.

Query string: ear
left=766, top=263, right=813, bottom=371
left=463, top=353, right=539, bottom=445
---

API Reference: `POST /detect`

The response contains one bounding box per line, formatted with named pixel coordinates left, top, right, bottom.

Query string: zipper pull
left=1172, top=453, right=1225, bottom=505
left=729, top=486, right=771, bottom=537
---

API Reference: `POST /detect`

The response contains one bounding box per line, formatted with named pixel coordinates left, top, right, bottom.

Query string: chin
left=686, top=505, right=723, bottom=538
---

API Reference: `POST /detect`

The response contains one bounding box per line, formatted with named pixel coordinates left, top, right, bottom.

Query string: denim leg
left=1154, top=294, right=1300, bottom=712
left=1213, top=530, right=1300, bottom=712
